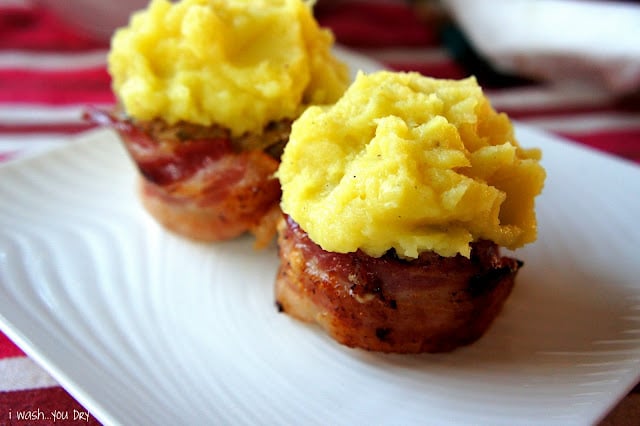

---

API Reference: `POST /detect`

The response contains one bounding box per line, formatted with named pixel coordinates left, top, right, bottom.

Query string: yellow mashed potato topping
left=108, top=0, right=348, bottom=136
left=278, top=71, right=546, bottom=258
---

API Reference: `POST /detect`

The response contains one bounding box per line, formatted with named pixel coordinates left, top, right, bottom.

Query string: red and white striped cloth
left=1, top=1, right=638, bottom=425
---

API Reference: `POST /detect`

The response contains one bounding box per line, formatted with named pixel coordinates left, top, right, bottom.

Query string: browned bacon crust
left=275, top=215, right=522, bottom=353
left=85, top=108, right=287, bottom=247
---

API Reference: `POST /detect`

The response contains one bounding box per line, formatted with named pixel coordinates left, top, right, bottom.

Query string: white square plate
left=1, top=55, right=640, bottom=426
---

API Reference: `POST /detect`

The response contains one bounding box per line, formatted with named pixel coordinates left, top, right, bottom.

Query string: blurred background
left=25, top=0, right=640, bottom=97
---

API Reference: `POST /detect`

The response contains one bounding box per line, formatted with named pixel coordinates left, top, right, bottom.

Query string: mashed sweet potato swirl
left=108, top=0, right=348, bottom=136
left=277, top=71, right=546, bottom=258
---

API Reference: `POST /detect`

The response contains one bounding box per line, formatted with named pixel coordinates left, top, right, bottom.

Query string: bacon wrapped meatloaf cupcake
left=275, top=71, right=546, bottom=353
left=91, top=0, right=348, bottom=247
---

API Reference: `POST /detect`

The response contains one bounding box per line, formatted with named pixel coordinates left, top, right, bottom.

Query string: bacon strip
left=85, top=108, right=282, bottom=246
left=275, top=215, right=522, bottom=353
